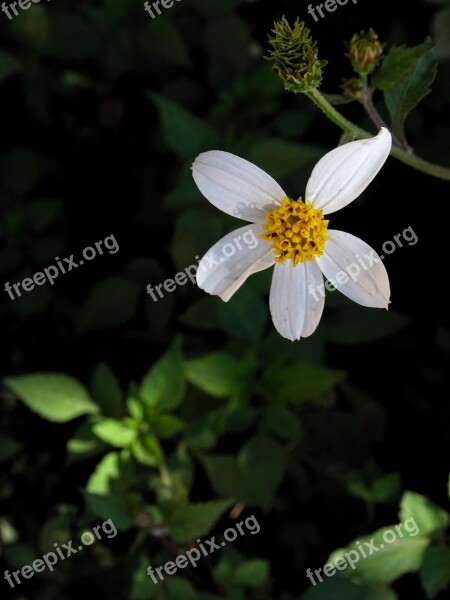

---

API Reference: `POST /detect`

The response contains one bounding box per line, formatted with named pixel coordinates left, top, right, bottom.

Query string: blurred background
left=0, top=0, right=449, bottom=598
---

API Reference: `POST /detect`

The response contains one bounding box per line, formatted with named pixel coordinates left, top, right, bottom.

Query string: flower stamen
left=261, top=197, right=329, bottom=265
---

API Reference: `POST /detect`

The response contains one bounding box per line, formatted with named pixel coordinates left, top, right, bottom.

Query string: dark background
left=0, top=0, right=449, bottom=598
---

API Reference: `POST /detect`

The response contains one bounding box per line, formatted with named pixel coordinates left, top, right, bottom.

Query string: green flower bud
left=267, top=17, right=326, bottom=93
left=346, top=29, right=383, bottom=75
left=340, top=77, right=365, bottom=100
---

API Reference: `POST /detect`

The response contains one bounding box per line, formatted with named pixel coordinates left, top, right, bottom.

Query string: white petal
left=316, top=230, right=390, bottom=308
left=269, top=260, right=325, bottom=341
left=192, top=151, right=286, bottom=222
left=305, top=128, right=392, bottom=215
left=196, top=223, right=274, bottom=302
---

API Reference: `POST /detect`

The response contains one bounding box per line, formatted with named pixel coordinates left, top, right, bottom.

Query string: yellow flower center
left=261, top=197, right=329, bottom=265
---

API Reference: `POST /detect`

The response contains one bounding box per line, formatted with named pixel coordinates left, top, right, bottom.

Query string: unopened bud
left=347, top=29, right=383, bottom=75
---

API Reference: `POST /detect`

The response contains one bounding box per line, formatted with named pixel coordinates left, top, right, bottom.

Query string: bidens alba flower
left=192, top=128, right=392, bottom=341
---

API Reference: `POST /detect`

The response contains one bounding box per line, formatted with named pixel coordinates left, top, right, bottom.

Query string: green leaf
left=86, top=451, right=131, bottom=496
left=385, top=48, right=438, bottom=127
left=1, top=148, right=42, bottom=194
left=151, top=414, right=185, bottom=438
left=328, top=526, right=429, bottom=585
left=0, top=435, right=21, bottom=462
left=132, top=435, right=164, bottom=467
left=246, top=139, right=324, bottom=179
left=130, top=555, right=158, bottom=599
left=301, top=577, right=398, bottom=600
left=326, top=307, right=408, bottom=345
left=66, top=420, right=106, bottom=463
left=399, top=491, right=450, bottom=537
left=261, top=407, right=302, bottom=440
left=25, top=198, right=62, bottom=233
left=171, top=208, right=223, bottom=272
left=264, top=363, right=345, bottom=405
left=169, top=500, right=233, bottom=543
left=78, top=277, right=140, bottom=333
left=45, top=14, right=101, bottom=60
left=84, top=493, right=133, bottom=530
left=432, top=6, right=450, bottom=60
left=419, top=544, right=450, bottom=598
left=150, top=93, right=219, bottom=160
left=180, top=297, right=221, bottom=331
left=92, top=418, right=136, bottom=448
left=4, top=373, right=98, bottom=422
left=200, top=454, right=243, bottom=499
left=219, top=286, right=267, bottom=344
left=184, top=352, right=242, bottom=398
left=140, top=339, right=185, bottom=410
left=90, top=362, right=123, bottom=418
left=234, top=560, right=269, bottom=587
left=138, top=17, right=191, bottom=68
left=0, top=50, right=23, bottom=84
left=166, top=577, right=198, bottom=600
left=238, top=434, right=287, bottom=511
left=203, top=16, right=251, bottom=86
left=374, top=43, right=433, bottom=91
left=191, top=0, right=240, bottom=18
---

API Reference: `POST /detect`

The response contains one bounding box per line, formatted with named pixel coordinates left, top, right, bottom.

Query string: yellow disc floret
left=261, top=197, right=329, bottom=265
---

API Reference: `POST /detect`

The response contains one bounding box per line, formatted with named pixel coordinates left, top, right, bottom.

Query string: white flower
left=191, top=128, right=392, bottom=341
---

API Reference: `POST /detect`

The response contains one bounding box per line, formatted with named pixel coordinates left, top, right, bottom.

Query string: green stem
left=306, top=88, right=450, bottom=181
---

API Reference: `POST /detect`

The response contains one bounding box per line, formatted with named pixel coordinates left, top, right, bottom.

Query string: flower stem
left=306, top=88, right=450, bottom=181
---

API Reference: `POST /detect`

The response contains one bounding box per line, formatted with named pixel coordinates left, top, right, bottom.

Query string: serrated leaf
left=150, top=93, right=219, bottom=160
left=4, top=373, right=98, bottom=422
left=419, top=544, right=450, bottom=598
left=374, top=43, right=433, bottom=91
left=385, top=48, right=438, bottom=127
left=169, top=500, right=233, bottom=543
left=184, top=352, right=242, bottom=398
left=399, top=491, right=450, bottom=537
left=140, top=339, right=185, bottom=410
